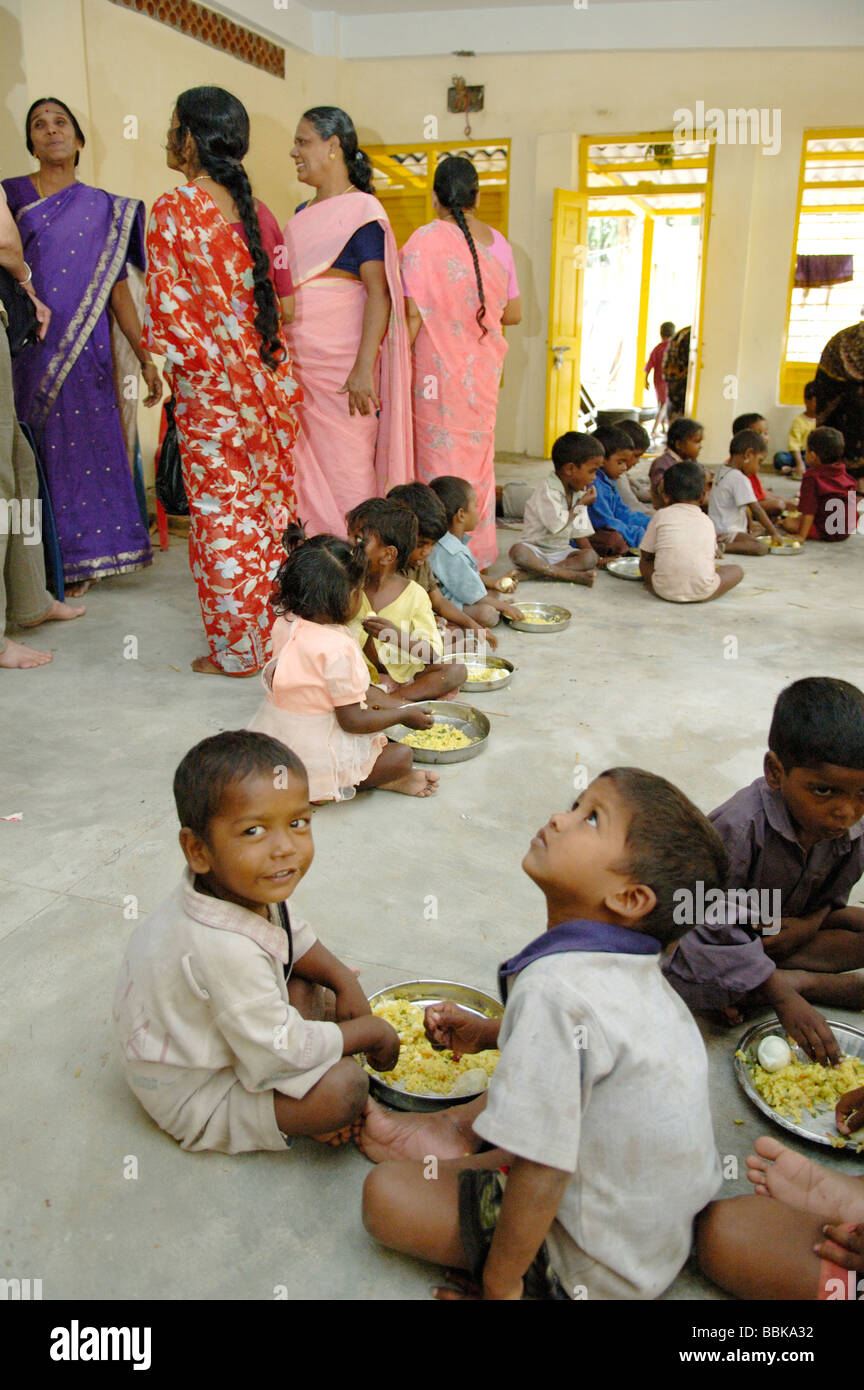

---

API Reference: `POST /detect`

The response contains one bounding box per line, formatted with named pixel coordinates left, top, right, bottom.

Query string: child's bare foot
left=190, top=654, right=259, bottom=677
left=0, top=638, right=53, bottom=669
left=311, top=1123, right=355, bottom=1147
left=17, top=598, right=86, bottom=627
left=379, top=769, right=439, bottom=797
left=747, top=1136, right=864, bottom=1223
left=356, top=1096, right=473, bottom=1164
left=568, top=569, right=595, bottom=586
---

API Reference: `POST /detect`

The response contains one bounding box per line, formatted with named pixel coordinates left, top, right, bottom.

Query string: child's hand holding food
left=401, top=706, right=435, bottom=731
left=500, top=600, right=524, bottom=622
left=424, top=1001, right=499, bottom=1055
left=837, top=1086, right=864, bottom=1136
left=363, top=1017, right=401, bottom=1073
left=773, top=991, right=840, bottom=1066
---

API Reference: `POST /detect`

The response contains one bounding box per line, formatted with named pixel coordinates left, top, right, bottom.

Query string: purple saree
left=2, top=176, right=152, bottom=584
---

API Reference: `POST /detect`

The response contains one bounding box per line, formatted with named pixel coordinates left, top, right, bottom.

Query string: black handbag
left=154, top=396, right=189, bottom=516
left=0, top=266, right=39, bottom=357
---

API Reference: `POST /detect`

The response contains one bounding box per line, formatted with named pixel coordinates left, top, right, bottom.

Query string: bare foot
left=190, top=654, right=259, bottom=677
left=17, top=598, right=86, bottom=628
left=721, top=1004, right=745, bottom=1027
left=379, top=768, right=440, bottom=797
left=0, top=638, right=53, bottom=669
left=747, top=1136, right=864, bottom=1224
left=356, top=1096, right=473, bottom=1164
left=311, top=1123, right=355, bottom=1147
left=65, top=580, right=92, bottom=597
left=568, top=569, right=595, bottom=586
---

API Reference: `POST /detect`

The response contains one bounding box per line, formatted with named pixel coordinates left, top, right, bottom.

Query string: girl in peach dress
left=248, top=534, right=438, bottom=800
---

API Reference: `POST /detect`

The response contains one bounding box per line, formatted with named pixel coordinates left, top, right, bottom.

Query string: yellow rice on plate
left=739, top=1048, right=864, bottom=1141
left=367, top=998, right=499, bottom=1097
left=464, top=667, right=507, bottom=683
left=398, top=723, right=475, bottom=751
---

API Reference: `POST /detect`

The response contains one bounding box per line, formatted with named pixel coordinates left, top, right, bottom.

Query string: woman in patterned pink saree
left=145, top=88, right=301, bottom=676
left=283, top=107, right=412, bottom=537
left=401, top=155, right=522, bottom=570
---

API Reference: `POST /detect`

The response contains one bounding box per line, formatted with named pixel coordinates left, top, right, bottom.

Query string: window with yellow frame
left=362, top=140, right=510, bottom=248
left=780, top=131, right=864, bottom=406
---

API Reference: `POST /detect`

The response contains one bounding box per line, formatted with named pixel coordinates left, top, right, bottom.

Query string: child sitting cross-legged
left=707, top=429, right=784, bottom=555
left=732, top=412, right=785, bottom=516
left=346, top=497, right=466, bottom=701
left=615, top=419, right=653, bottom=514
left=248, top=532, right=439, bottom=799
left=663, top=677, right=864, bottom=1064
left=428, top=476, right=523, bottom=625
left=587, top=426, right=651, bottom=558
left=775, top=381, right=819, bottom=480
left=508, top=431, right=602, bottom=584
left=359, top=768, right=727, bottom=1301
left=113, top=731, right=401, bottom=1154
left=640, top=461, right=743, bottom=602
left=649, top=417, right=705, bottom=508
left=387, top=482, right=498, bottom=653
left=780, top=427, right=859, bottom=543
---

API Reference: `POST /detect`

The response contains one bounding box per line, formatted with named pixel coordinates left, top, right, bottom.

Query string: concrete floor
left=3, top=453, right=864, bottom=1301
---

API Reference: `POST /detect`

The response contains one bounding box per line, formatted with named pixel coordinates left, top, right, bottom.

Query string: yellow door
left=544, top=190, right=588, bottom=457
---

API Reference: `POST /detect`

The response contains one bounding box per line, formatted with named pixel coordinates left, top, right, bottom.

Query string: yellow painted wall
left=2, top=5, right=862, bottom=467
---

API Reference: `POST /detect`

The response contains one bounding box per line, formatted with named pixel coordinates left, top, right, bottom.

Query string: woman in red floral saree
left=144, top=88, right=301, bottom=675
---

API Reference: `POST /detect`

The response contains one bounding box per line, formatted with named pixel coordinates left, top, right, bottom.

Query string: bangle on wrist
left=17, top=261, right=33, bottom=286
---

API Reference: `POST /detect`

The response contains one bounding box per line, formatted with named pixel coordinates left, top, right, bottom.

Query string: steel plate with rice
left=365, top=979, right=504, bottom=1112
left=606, top=555, right=643, bottom=581
left=389, top=700, right=490, bottom=763
left=734, top=1018, right=864, bottom=1151
left=458, top=655, right=515, bottom=691
left=505, top=602, right=571, bottom=633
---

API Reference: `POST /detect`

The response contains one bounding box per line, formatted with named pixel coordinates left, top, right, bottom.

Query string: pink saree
left=401, top=220, right=510, bottom=569
left=282, top=192, right=413, bottom=536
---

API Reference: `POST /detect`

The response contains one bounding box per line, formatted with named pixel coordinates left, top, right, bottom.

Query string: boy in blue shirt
left=587, top=426, right=651, bottom=557
left=429, top=476, right=522, bottom=628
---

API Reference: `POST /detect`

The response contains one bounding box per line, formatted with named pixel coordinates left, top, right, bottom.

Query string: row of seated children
left=113, top=679, right=864, bottom=1298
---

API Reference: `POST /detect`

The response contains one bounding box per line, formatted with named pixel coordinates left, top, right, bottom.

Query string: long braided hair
left=172, top=87, right=283, bottom=370
left=302, top=106, right=374, bottom=194
left=434, top=155, right=487, bottom=338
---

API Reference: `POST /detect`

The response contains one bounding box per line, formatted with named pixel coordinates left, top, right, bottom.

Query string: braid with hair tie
left=449, top=204, right=488, bottom=339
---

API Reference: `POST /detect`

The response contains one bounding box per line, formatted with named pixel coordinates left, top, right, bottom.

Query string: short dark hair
left=387, top=483, right=448, bottom=543
left=598, top=767, right=729, bottom=947
left=617, top=419, right=650, bottom=453
left=663, top=461, right=706, bottom=503
left=550, top=432, right=604, bottom=473
left=174, top=731, right=307, bottom=842
left=26, top=97, right=85, bottom=167
left=667, top=417, right=703, bottom=451
left=346, top=497, right=418, bottom=572
left=428, top=475, right=474, bottom=525
left=729, top=428, right=767, bottom=458
left=660, top=321, right=675, bottom=338
left=272, top=533, right=367, bottom=624
left=768, top=677, right=864, bottom=773
left=591, top=425, right=633, bottom=458
left=804, top=380, right=818, bottom=400
left=732, top=412, right=766, bottom=435
left=807, top=426, right=845, bottom=465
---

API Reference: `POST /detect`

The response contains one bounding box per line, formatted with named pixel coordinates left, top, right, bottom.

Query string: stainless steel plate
left=767, top=540, right=805, bottom=555
left=606, top=555, right=643, bottom=581
left=505, top=602, right=572, bottom=633
left=366, top=979, right=503, bottom=1112
left=389, top=700, right=490, bottom=763
left=734, top=1018, right=864, bottom=1151
left=459, top=656, right=515, bottom=692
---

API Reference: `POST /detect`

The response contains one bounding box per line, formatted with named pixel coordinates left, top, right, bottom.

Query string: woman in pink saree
left=283, top=107, right=412, bottom=537
left=401, top=156, right=522, bottom=570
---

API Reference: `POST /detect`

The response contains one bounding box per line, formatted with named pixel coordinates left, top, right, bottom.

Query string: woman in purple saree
left=3, top=99, right=160, bottom=595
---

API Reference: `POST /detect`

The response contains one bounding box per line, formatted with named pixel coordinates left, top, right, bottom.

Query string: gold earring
left=329, top=152, right=336, bottom=160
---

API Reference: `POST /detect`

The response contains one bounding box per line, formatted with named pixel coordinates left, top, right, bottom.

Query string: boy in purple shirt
left=663, top=677, right=864, bottom=1062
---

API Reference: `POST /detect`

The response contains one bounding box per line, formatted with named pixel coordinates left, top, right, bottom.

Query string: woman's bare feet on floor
left=747, top=1136, right=864, bottom=1223
left=379, top=769, right=440, bottom=797
left=18, top=598, right=86, bottom=628
left=0, top=638, right=53, bottom=669
left=190, top=654, right=259, bottom=677
left=356, top=1096, right=473, bottom=1163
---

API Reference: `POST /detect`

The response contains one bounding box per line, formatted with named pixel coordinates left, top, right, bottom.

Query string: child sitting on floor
left=346, top=498, right=466, bottom=701
left=780, top=427, right=859, bottom=542
left=388, top=482, right=497, bottom=653
left=663, top=677, right=864, bottom=1064
left=731, top=412, right=785, bottom=516
left=508, top=431, right=601, bottom=584
left=428, top=476, right=523, bottom=626
left=359, top=768, right=727, bottom=1301
left=113, top=730, right=400, bottom=1154
left=649, top=417, right=704, bottom=507
left=587, top=426, right=650, bottom=557
left=707, top=429, right=784, bottom=554
left=697, top=1131, right=864, bottom=1300
left=616, top=419, right=653, bottom=513
left=248, top=534, right=438, bottom=799
left=775, top=382, right=818, bottom=480
left=640, top=462, right=743, bottom=602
